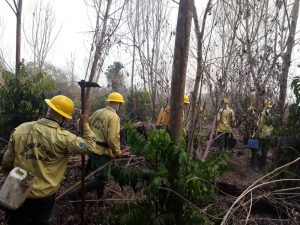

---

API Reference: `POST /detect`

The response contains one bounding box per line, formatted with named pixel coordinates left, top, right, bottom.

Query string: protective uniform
left=156, top=106, right=171, bottom=127
left=257, top=101, right=273, bottom=169
left=244, top=106, right=259, bottom=169
left=156, top=95, right=189, bottom=128
left=216, top=108, right=235, bottom=133
left=69, top=93, right=123, bottom=202
left=216, top=98, right=236, bottom=150
left=2, top=119, right=95, bottom=198
left=2, top=95, right=96, bottom=225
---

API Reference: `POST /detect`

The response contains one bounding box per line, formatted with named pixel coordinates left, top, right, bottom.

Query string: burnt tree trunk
left=169, top=0, right=193, bottom=144
left=188, top=0, right=211, bottom=157
left=15, top=0, right=22, bottom=74
left=278, top=0, right=300, bottom=114
left=85, top=0, right=112, bottom=110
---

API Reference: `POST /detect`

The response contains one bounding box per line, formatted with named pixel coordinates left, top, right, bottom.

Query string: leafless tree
left=84, top=0, right=128, bottom=109
left=23, top=1, right=61, bottom=72
left=5, top=0, right=22, bottom=74
left=187, top=0, right=213, bottom=156
left=278, top=0, right=300, bottom=114
left=124, top=0, right=174, bottom=121
left=169, top=0, right=194, bottom=144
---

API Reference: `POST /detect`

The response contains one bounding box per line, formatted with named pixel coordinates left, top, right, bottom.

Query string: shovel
left=78, top=80, right=100, bottom=225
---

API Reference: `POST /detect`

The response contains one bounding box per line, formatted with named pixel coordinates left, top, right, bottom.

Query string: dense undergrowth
left=109, top=127, right=229, bottom=225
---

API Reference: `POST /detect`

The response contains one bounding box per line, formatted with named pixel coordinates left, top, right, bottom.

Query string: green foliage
left=270, top=76, right=300, bottom=188
left=125, top=89, right=151, bottom=122
left=109, top=125, right=229, bottom=225
left=0, top=66, right=55, bottom=139
left=291, top=76, right=300, bottom=104
left=111, top=164, right=153, bottom=192
left=109, top=202, right=152, bottom=225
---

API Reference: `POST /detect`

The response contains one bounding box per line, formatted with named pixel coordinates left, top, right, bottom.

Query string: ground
left=0, top=141, right=297, bottom=225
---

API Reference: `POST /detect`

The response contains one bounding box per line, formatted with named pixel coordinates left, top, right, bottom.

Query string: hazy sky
left=0, top=0, right=195, bottom=81
left=0, top=0, right=299, bottom=98
left=1, top=0, right=97, bottom=76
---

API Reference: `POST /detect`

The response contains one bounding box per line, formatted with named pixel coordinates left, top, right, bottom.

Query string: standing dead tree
left=121, top=0, right=174, bottom=121
left=203, top=0, right=294, bottom=113
left=5, top=0, right=22, bottom=74
left=278, top=0, right=300, bottom=114
left=187, top=0, right=212, bottom=157
left=84, top=0, right=128, bottom=109
left=169, top=0, right=194, bottom=144
left=23, top=2, right=61, bottom=73
left=128, top=0, right=173, bottom=121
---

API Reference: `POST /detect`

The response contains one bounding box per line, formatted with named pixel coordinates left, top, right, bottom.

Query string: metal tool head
left=78, top=80, right=100, bottom=88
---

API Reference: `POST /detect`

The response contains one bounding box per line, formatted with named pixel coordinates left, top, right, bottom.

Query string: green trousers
left=217, top=132, right=230, bottom=150
left=88, top=152, right=112, bottom=182
left=6, top=194, right=55, bottom=225
left=259, top=138, right=271, bottom=169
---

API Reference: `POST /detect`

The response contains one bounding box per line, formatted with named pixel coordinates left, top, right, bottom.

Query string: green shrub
left=109, top=126, right=229, bottom=225
left=0, top=66, right=55, bottom=139
left=270, top=76, right=300, bottom=188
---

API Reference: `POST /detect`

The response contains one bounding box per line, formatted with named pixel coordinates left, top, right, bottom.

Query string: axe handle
left=80, top=82, right=86, bottom=225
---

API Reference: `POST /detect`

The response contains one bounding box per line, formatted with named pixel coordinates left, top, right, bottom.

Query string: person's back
left=258, top=108, right=273, bottom=139
left=216, top=98, right=236, bottom=150
left=217, top=107, right=235, bottom=133
left=2, top=95, right=95, bottom=225
left=257, top=99, right=273, bottom=169
left=6, top=118, right=92, bottom=198
left=69, top=92, right=125, bottom=203
left=89, top=106, right=121, bottom=157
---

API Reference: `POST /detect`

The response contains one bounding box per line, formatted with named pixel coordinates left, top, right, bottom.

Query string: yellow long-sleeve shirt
left=216, top=107, right=236, bottom=133
left=258, top=109, right=273, bottom=139
left=2, top=118, right=96, bottom=198
left=89, top=106, right=122, bottom=157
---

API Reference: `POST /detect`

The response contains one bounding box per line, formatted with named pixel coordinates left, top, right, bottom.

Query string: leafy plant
left=110, top=126, right=229, bottom=225
left=270, top=76, right=300, bottom=188
left=0, top=66, right=56, bottom=139
left=291, top=76, right=300, bottom=104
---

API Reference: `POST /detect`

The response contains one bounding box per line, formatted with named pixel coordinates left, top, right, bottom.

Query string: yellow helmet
left=264, top=99, right=272, bottom=109
left=223, top=97, right=230, bottom=104
left=184, top=95, right=190, bottom=104
left=106, top=92, right=125, bottom=103
left=45, top=95, right=74, bottom=119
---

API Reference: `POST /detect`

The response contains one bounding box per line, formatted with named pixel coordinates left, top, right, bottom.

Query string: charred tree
left=169, top=0, right=193, bottom=144
left=5, top=0, right=23, bottom=74
left=278, top=0, right=300, bottom=114
left=188, top=0, right=212, bottom=157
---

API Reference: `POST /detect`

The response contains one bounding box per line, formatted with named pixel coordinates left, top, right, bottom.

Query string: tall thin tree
left=5, top=0, right=22, bottom=74
left=169, top=0, right=194, bottom=144
left=278, top=0, right=300, bottom=114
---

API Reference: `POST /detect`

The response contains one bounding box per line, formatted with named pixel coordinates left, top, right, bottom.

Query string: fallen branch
left=220, top=157, right=300, bottom=225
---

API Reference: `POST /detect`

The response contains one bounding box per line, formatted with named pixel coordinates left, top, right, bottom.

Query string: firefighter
left=69, top=92, right=125, bottom=202
left=216, top=97, right=236, bottom=150
left=245, top=106, right=259, bottom=170
left=2, top=95, right=96, bottom=225
left=156, top=95, right=190, bottom=128
left=257, top=99, right=273, bottom=169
